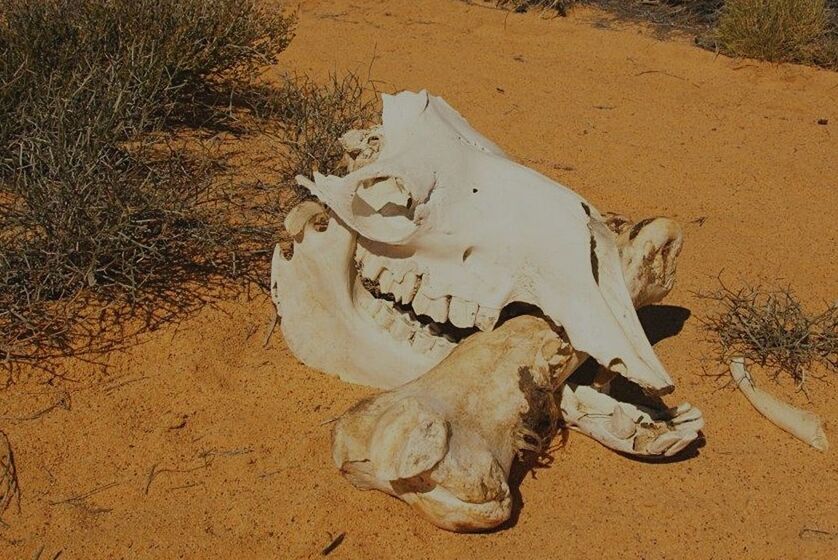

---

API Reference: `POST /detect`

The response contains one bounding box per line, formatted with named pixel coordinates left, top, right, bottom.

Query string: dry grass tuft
left=0, top=430, right=20, bottom=527
left=696, top=280, right=837, bottom=388
left=714, top=0, right=838, bottom=67
left=495, top=0, right=577, bottom=15
left=267, top=73, right=378, bottom=198
left=0, top=1, right=375, bottom=372
left=0, top=0, right=296, bottom=367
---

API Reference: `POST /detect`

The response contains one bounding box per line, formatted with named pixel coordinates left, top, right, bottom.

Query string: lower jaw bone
left=331, top=315, right=576, bottom=532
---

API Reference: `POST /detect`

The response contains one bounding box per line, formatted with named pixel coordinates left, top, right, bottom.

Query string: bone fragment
left=729, top=358, right=828, bottom=452
left=332, top=316, right=575, bottom=532
left=284, top=200, right=326, bottom=238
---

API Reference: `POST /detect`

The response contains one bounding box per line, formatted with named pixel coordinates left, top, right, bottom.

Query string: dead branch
left=695, top=279, right=837, bottom=388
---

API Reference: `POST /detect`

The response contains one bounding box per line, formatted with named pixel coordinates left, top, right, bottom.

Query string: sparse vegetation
left=495, top=0, right=577, bottom=16
left=714, top=0, right=838, bottom=67
left=0, top=0, right=376, bottom=368
left=486, top=0, right=838, bottom=69
left=268, top=73, right=377, bottom=199
left=696, top=281, right=837, bottom=388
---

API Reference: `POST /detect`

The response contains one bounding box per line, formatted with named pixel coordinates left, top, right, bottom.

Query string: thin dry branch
left=695, top=279, right=837, bottom=388
left=0, top=431, right=21, bottom=526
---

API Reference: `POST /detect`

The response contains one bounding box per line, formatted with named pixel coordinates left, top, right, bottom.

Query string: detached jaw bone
left=332, top=315, right=577, bottom=532
left=272, top=90, right=681, bottom=394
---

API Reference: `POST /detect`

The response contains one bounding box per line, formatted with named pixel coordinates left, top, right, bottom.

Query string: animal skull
left=271, top=90, right=677, bottom=394
left=272, top=90, right=703, bottom=529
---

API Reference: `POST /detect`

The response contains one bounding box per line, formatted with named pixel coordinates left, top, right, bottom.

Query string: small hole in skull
left=462, top=247, right=473, bottom=262
left=472, top=188, right=478, bottom=194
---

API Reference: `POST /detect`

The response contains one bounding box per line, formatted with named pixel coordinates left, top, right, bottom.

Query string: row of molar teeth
left=354, top=281, right=454, bottom=358
left=356, top=245, right=500, bottom=332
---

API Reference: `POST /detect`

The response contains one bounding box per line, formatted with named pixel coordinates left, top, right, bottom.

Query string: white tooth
left=390, top=315, right=414, bottom=342
left=374, top=302, right=395, bottom=329
left=475, top=305, right=500, bottom=331
left=412, top=291, right=431, bottom=317
left=354, top=282, right=375, bottom=312
left=426, top=296, right=449, bottom=323
left=611, top=405, right=637, bottom=439
left=388, top=260, right=416, bottom=283
left=378, top=269, right=394, bottom=293
left=411, top=330, right=435, bottom=353
left=355, top=243, right=369, bottom=264
left=361, top=255, right=385, bottom=281
left=449, top=297, right=478, bottom=328
left=367, top=297, right=384, bottom=317
left=429, top=337, right=455, bottom=360
left=399, top=272, right=419, bottom=304
left=391, top=278, right=406, bottom=303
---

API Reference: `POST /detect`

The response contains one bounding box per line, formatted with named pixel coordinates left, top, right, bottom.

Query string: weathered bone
left=330, top=214, right=695, bottom=529
left=559, top=384, right=703, bottom=456
left=556, top=214, right=700, bottom=454
left=273, top=90, right=684, bottom=396
left=273, top=92, right=702, bottom=499
left=356, top=177, right=411, bottom=211
left=729, top=358, right=828, bottom=452
left=284, top=200, right=326, bottom=238
left=341, top=126, right=382, bottom=172
left=332, top=315, right=576, bottom=532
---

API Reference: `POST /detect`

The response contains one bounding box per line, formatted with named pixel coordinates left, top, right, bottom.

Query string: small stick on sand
left=263, top=314, right=278, bottom=348
left=729, top=357, right=828, bottom=452
left=321, top=532, right=345, bottom=556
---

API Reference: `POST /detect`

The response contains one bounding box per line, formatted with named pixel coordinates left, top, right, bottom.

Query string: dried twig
left=321, top=532, right=346, bottom=556
left=263, top=314, right=278, bottom=348
left=49, top=481, right=120, bottom=514
left=0, top=431, right=21, bottom=525
left=145, top=462, right=209, bottom=495
left=695, top=278, right=837, bottom=389
left=0, top=391, right=71, bottom=422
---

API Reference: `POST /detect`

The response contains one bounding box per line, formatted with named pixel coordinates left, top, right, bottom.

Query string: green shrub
left=715, top=0, right=837, bottom=66
left=0, top=0, right=295, bottom=363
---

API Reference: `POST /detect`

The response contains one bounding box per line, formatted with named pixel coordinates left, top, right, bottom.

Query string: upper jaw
left=272, top=215, right=677, bottom=396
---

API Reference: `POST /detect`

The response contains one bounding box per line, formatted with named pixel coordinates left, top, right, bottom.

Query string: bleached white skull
left=271, top=90, right=675, bottom=394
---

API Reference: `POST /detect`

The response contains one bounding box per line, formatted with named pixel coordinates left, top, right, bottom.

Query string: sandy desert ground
left=1, top=1, right=837, bottom=558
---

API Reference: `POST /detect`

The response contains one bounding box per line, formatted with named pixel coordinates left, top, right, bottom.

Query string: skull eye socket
left=354, top=176, right=414, bottom=219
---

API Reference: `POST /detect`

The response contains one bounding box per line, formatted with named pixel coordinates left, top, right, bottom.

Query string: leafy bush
left=714, top=0, right=838, bottom=67
left=0, top=0, right=295, bottom=363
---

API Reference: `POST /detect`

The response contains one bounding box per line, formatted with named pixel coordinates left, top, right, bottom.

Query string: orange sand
left=1, top=1, right=836, bottom=558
